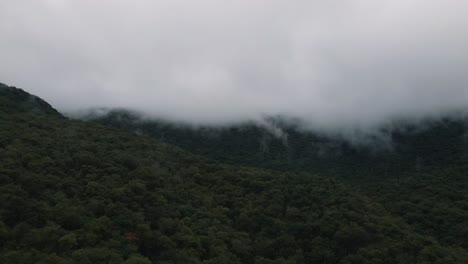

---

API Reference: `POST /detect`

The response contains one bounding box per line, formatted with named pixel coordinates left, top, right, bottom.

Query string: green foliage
left=1, top=84, right=468, bottom=263
left=91, top=109, right=468, bottom=250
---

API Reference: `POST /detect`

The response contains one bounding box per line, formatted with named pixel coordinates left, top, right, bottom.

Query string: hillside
left=87, top=109, right=468, bottom=177
left=87, top=109, right=468, bottom=250
left=0, top=82, right=63, bottom=118
left=1, top=84, right=468, bottom=263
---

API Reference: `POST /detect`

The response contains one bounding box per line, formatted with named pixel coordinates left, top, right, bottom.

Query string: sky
left=1, top=0, right=468, bottom=129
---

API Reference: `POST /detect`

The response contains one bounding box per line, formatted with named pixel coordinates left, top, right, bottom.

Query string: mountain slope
left=87, top=109, right=468, bottom=250
left=1, top=84, right=467, bottom=263
left=87, top=109, right=468, bottom=177
left=0, top=82, right=62, bottom=118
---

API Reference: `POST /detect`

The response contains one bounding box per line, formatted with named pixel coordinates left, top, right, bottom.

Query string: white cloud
left=1, top=0, right=468, bottom=128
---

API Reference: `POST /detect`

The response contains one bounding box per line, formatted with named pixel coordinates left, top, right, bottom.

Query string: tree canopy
left=1, top=84, right=467, bottom=263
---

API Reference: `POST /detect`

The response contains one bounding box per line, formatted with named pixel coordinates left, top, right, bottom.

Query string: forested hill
left=1, top=84, right=468, bottom=263
left=86, top=107, right=468, bottom=251
left=0, top=82, right=63, bottom=118
left=87, top=109, right=468, bottom=179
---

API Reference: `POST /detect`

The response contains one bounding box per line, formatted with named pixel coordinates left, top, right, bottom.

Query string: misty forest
left=1, top=83, right=468, bottom=264
left=2, top=1, right=468, bottom=264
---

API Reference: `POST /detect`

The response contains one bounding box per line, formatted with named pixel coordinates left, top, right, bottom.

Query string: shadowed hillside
left=0, top=82, right=63, bottom=118
left=1, top=84, right=468, bottom=263
left=86, top=108, right=468, bottom=250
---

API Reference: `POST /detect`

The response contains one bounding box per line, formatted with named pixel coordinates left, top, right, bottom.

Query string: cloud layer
left=1, top=0, right=468, bottom=128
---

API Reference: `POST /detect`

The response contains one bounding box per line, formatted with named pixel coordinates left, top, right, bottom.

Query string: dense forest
left=87, top=109, right=468, bottom=177
left=1, top=83, right=468, bottom=263
left=87, top=107, right=468, bottom=252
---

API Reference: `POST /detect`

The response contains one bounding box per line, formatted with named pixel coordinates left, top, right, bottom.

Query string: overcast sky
left=1, top=0, right=468, bottom=128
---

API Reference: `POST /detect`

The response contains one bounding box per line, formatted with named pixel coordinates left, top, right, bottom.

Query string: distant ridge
left=87, top=108, right=468, bottom=178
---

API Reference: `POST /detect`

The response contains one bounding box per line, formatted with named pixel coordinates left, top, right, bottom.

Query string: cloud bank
left=1, top=0, right=468, bottom=128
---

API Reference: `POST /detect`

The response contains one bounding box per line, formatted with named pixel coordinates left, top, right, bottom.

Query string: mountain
left=0, top=82, right=63, bottom=118
left=1, top=83, right=468, bottom=263
left=86, top=109, right=468, bottom=177
left=86, top=108, right=468, bottom=250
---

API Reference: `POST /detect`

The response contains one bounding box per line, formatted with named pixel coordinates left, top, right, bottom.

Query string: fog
left=1, top=0, right=468, bottom=129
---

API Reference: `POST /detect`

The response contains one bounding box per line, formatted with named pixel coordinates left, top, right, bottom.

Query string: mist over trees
left=1, top=83, right=468, bottom=263
left=1, top=1, right=468, bottom=263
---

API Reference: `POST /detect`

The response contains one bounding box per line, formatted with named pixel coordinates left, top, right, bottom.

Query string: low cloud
left=1, top=0, right=468, bottom=129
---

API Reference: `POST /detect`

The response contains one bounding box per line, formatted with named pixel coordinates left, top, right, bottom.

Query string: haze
left=1, top=0, right=468, bottom=128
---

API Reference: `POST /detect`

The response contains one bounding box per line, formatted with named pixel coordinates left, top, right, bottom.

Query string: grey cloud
left=1, top=0, right=468, bottom=129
